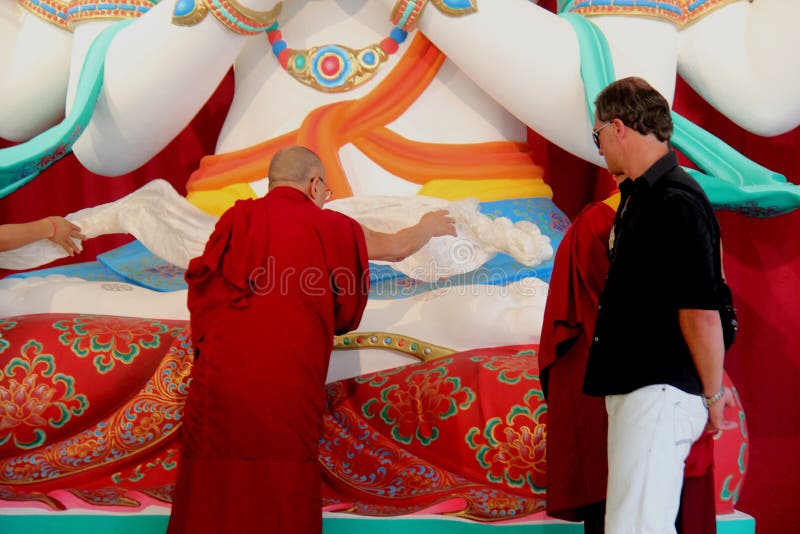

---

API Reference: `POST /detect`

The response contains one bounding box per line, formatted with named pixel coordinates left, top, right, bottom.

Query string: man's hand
left=418, top=210, right=457, bottom=238
left=705, top=386, right=737, bottom=434
left=47, top=217, right=86, bottom=256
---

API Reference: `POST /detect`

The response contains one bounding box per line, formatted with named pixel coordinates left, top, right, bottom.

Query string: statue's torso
left=215, top=1, right=684, bottom=195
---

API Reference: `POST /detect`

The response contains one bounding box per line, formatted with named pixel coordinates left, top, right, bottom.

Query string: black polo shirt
left=583, top=151, right=720, bottom=397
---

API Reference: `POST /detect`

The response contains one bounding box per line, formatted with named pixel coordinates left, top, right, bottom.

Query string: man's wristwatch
left=702, top=386, right=725, bottom=408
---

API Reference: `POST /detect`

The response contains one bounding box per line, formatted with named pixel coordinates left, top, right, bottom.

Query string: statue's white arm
left=68, top=0, right=255, bottom=176
left=678, top=0, right=800, bottom=136
left=376, top=0, right=680, bottom=166
left=0, top=6, right=72, bottom=141
left=389, top=0, right=800, bottom=154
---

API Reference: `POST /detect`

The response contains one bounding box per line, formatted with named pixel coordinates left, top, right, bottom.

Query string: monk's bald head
left=268, top=146, right=323, bottom=188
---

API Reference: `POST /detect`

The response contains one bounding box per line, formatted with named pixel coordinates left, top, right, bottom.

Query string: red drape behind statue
left=1, top=52, right=799, bottom=534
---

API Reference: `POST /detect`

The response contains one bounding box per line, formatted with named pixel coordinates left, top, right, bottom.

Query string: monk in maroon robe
left=167, top=146, right=455, bottom=533
left=540, top=197, right=716, bottom=534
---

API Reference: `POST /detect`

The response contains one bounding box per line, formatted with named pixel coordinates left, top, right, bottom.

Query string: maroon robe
left=539, top=200, right=614, bottom=522
left=168, top=187, right=369, bottom=533
left=539, top=200, right=716, bottom=532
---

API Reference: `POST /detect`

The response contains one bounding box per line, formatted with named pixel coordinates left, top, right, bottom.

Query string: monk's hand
left=419, top=210, right=456, bottom=238
left=705, top=386, right=737, bottom=435
left=47, top=216, right=86, bottom=256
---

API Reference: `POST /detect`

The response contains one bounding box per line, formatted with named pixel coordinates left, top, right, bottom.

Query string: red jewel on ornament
left=379, top=37, right=399, bottom=55
left=278, top=48, right=291, bottom=69
left=320, top=55, right=341, bottom=76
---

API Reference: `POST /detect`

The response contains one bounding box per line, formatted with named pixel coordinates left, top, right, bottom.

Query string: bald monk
left=167, top=146, right=456, bottom=534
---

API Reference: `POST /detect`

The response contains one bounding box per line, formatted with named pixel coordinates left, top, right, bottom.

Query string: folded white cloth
left=0, top=179, right=216, bottom=270
left=0, top=182, right=552, bottom=283
left=327, top=196, right=553, bottom=282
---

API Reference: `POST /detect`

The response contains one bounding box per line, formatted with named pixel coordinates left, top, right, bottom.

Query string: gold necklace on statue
left=265, top=0, right=477, bottom=93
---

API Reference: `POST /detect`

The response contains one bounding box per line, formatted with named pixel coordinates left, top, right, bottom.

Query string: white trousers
left=605, top=384, right=708, bottom=534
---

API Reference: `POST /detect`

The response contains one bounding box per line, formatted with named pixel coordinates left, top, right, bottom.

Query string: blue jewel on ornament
left=173, top=0, right=196, bottom=17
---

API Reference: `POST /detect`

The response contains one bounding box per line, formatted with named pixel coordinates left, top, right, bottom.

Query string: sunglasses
left=592, top=121, right=612, bottom=148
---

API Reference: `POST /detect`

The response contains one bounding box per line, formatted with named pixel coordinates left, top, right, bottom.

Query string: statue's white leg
left=70, top=0, right=257, bottom=176
left=412, top=0, right=594, bottom=162
left=679, top=1, right=800, bottom=136
left=0, top=1, right=22, bottom=67
left=0, top=13, right=71, bottom=141
left=380, top=0, right=679, bottom=165
left=65, top=20, right=114, bottom=115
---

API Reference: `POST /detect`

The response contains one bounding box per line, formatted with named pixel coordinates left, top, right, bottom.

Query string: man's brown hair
left=594, top=77, right=673, bottom=142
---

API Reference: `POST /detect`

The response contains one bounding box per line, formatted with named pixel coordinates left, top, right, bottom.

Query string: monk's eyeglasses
left=314, top=176, right=333, bottom=201
left=592, top=121, right=612, bottom=148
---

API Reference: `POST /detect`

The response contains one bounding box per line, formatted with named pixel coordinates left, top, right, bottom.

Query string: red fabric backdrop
left=2, top=36, right=799, bottom=534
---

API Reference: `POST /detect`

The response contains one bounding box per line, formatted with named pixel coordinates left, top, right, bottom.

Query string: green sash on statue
left=562, top=12, right=800, bottom=216
left=0, top=20, right=132, bottom=199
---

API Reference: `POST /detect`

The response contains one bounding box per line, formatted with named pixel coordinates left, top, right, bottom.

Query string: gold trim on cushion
left=334, top=332, right=455, bottom=362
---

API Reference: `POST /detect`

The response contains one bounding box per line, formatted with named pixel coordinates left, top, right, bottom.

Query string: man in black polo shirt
left=584, top=77, right=733, bottom=533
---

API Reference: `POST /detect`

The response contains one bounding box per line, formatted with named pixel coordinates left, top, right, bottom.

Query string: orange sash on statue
left=186, top=34, right=545, bottom=206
